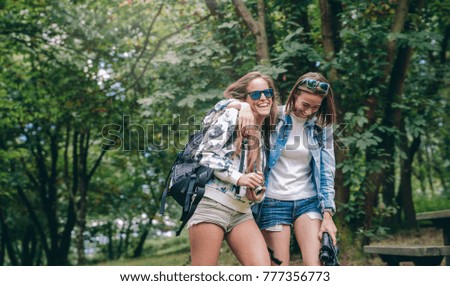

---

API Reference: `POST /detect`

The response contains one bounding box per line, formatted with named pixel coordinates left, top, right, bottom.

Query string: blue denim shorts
left=255, top=196, right=322, bottom=231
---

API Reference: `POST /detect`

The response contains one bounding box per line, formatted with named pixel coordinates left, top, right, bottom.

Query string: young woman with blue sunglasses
left=188, top=71, right=278, bottom=265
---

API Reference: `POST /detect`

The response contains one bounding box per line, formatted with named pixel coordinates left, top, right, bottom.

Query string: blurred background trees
left=0, top=0, right=448, bottom=265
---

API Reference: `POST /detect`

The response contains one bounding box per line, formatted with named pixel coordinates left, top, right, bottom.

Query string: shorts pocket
left=264, top=197, right=280, bottom=207
left=199, top=197, right=221, bottom=209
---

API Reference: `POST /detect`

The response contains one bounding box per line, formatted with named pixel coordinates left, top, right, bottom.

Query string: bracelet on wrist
left=323, top=208, right=334, bottom=217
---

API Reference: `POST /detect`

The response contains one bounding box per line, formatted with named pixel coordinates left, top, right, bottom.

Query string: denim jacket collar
left=278, top=105, right=317, bottom=128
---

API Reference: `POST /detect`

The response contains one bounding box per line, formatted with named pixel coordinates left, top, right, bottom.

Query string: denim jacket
left=268, top=106, right=336, bottom=214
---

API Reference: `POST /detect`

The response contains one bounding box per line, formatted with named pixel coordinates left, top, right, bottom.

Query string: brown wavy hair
left=223, top=71, right=278, bottom=173
left=285, top=72, right=336, bottom=127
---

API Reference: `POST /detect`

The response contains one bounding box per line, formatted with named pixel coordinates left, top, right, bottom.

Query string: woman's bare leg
left=294, top=214, right=321, bottom=266
left=226, top=219, right=271, bottom=266
left=261, top=225, right=291, bottom=265
left=189, top=222, right=225, bottom=265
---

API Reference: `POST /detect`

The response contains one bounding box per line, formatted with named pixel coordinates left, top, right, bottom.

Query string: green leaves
left=177, top=89, right=223, bottom=108
left=1, top=0, right=448, bottom=265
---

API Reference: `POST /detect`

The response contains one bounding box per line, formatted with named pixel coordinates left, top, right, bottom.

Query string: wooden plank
left=416, top=209, right=450, bottom=221
left=377, top=254, right=444, bottom=266
left=363, top=245, right=450, bottom=257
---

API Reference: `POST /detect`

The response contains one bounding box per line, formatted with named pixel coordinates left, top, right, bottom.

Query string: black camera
left=319, top=232, right=339, bottom=266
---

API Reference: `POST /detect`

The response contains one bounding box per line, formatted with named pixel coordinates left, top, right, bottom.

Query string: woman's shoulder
left=276, top=105, right=287, bottom=122
left=277, top=105, right=287, bottom=115
left=204, top=106, right=239, bottom=127
left=220, top=108, right=239, bottom=123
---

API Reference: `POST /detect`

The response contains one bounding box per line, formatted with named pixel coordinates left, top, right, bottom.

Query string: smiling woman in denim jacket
left=257, top=72, right=337, bottom=266
left=219, top=72, right=338, bottom=265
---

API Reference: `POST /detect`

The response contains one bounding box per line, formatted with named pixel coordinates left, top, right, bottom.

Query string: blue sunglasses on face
left=247, top=88, right=274, bottom=100
left=298, top=78, right=330, bottom=95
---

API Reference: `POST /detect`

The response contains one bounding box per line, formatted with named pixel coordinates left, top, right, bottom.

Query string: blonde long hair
left=223, top=71, right=278, bottom=173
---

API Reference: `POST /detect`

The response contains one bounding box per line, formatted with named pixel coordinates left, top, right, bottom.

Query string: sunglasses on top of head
left=297, top=78, right=330, bottom=95
left=247, top=88, right=274, bottom=100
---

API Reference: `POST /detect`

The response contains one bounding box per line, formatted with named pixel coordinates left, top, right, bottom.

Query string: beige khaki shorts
left=187, top=196, right=254, bottom=233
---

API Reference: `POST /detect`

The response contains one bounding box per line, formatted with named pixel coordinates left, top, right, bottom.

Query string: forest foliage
left=0, top=0, right=448, bottom=265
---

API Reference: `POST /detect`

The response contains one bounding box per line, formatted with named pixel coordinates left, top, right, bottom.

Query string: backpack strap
left=181, top=173, right=198, bottom=221
left=232, top=138, right=247, bottom=194
left=159, top=185, right=169, bottom=215
left=159, top=155, right=179, bottom=215
left=175, top=185, right=205, bottom=236
left=175, top=167, right=212, bottom=236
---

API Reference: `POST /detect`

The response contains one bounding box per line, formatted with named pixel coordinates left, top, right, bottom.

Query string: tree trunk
left=433, top=165, right=448, bottom=194
left=424, top=134, right=436, bottom=194
left=319, top=0, right=337, bottom=79
left=21, top=226, right=37, bottom=265
left=133, top=227, right=149, bottom=258
left=117, top=222, right=126, bottom=258
left=361, top=0, right=410, bottom=233
left=75, top=185, right=87, bottom=265
left=0, top=210, right=18, bottom=265
left=107, top=221, right=114, bottom=260
left=365, top=0, right=409, bottom=124
left=318, top=0, right=348, bottom=221
left=362, top=167, right=383, bottom=245
left=60, top=196, right=76, bottom=264
left=415, top=150, right=428, bottom=193
left=76, top=129, right=90, bottom=265
left=48, top=133, right=61, bottom=265
left=398, top=132, right=420, bottom=228
left=122, top=221, right=133, bottom=258
left=256, top=0, right=269, bottom=63
left=204, top=0, right=223, bottom=19
left=375, top=0, right=427, bottom=229
left=380, top=44, right=413, bottom=212
left=204, top=0, right=239, bottom=79
left=0, top=225, right=4, bottom=265
left=35, top=243, right=43, bottom=266
left=72, top=127, right=108, bottom=265
left=383, top=0, right=409, bottom=78
left=232, top=0, right=270, bottom=63
left=56, top=128, right=80, bottom=265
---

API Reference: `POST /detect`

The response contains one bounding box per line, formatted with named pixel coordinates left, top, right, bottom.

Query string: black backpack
left=159, top=128, right=213, bottom=236
left=159, top=109, right=223, bottom=236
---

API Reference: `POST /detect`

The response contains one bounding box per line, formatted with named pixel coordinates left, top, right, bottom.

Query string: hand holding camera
left=245, top=185, right=265, bottom=202
left=319, top=232, right=340, bottom=266
left=254, top=185, right=264, bottom=195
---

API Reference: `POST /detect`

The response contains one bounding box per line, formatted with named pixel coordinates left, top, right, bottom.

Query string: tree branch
left=205, top=0, right=223, bottom=19
left=129, top=2, right=165, bottom=81
left=384, top=0, right=409, bottom=78
left=232, top=0, right=259, bottom=36
left=132, top=13, right=212, bottom=87
left=87, top=146, right=110, bottom=184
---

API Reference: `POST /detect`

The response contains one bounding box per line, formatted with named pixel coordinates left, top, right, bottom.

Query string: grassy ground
left=97, top=225, right=445, bottom=266
left=97, top=237, right=240, bottom=266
